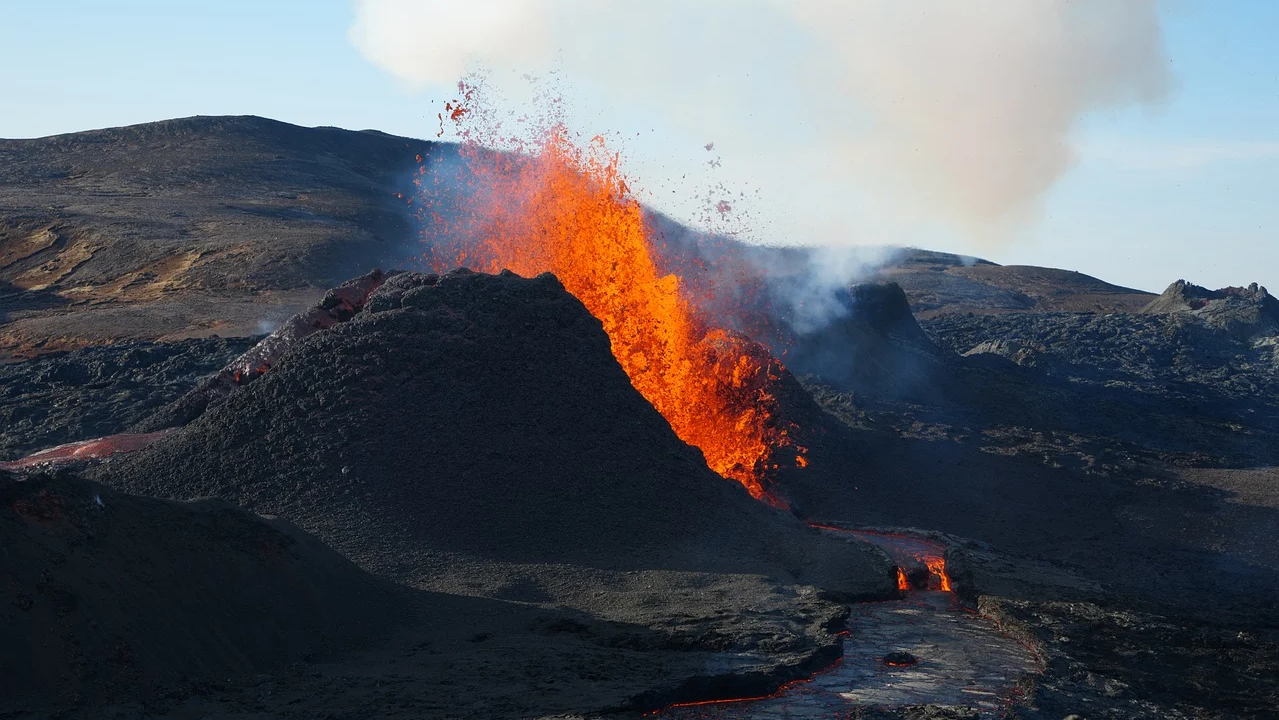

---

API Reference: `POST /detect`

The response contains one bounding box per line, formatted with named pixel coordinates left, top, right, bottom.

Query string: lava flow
left=417, top=83, right=804, bottom=501
left=0, top=430, right=176, bottom=472
left=811, top=524, right=954, bottom=592
left=926, top=557, right=954, bottom=592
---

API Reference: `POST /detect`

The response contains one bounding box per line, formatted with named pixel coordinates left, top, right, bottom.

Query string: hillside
left=875, top=249, right=1156, bottom=317
left=0, top=116, right=432, bottom=356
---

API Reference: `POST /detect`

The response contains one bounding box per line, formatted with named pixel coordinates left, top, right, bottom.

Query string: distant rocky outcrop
left=1142, top=280, right=1279, bottom=338
left=961, top=338, right=1040, bottom=367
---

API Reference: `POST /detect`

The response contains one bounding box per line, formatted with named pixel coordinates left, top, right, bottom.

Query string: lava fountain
left=414, top=83, right=804, bottom=502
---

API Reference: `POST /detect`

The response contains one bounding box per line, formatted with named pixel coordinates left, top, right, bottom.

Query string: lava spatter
left=417, top=82, right=805, bottom=501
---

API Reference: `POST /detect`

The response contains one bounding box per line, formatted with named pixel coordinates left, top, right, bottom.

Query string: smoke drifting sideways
left=404, top=114, right=905, bottom=361
left=349, top=0, right=1171, bottom=247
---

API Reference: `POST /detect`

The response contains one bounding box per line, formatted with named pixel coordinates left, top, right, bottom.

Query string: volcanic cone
left=102, top=269, right=893, bottom=599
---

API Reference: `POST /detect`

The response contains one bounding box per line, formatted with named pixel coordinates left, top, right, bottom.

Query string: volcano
left=3, top=116, right=1279, bottom=719
left=101, top=268, right=891, bottom=595
left=73, top=267, right=902, bottom=714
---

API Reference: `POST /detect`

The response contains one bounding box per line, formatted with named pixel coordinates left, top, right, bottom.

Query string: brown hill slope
left=0, top=115, right=431, bottom=356
left=874, top=249, right=1156, bottom=317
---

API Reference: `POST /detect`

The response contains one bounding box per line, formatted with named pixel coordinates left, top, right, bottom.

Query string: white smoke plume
left=349, top=0, right=1170, bottom=243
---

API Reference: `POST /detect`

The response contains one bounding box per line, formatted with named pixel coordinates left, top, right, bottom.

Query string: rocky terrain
left=0, top=336, right=254, bottom=459
left=765, top=277, right=1279, bottom=717
left=2, top=117, right=1277, bottom=718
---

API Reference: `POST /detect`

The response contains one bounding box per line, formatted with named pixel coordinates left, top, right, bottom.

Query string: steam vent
left=2, top=113, right=1278, bottom=719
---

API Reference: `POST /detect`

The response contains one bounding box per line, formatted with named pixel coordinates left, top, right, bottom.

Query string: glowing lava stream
left=655, top=528, right=1041, bottom=718
left=419, top=86, right=805, bottom=503
left=809, top=523, right=954, bottom=592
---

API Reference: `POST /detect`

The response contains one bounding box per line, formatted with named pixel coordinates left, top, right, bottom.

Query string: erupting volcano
left=415, top=84, right=804, bottom=501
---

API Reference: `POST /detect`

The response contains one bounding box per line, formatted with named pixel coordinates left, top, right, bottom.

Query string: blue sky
left=1, top=1, right=1276, bottom=294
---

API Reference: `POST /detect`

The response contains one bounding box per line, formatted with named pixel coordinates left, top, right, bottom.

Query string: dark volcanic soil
left=0, top=469, right=399, bottom=709
left=7, top=470, right=868, bottom=720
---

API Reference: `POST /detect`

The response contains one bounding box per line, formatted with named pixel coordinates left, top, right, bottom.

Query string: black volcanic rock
left=0, top=469, right=398, bottom=706
left=101, top=269, right=893, bottom=597
left=1142, top=279, right=1279, bottom=338
left=0, top=336, right=256, bottom=460
left=130, top=268, right=397, bottom=433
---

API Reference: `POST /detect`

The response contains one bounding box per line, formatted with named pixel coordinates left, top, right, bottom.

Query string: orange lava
left=807, top=524, right=955, bottom=593
left=925, top=556, right=953, bottom=592
left=421, top=84, right=804, bottom=500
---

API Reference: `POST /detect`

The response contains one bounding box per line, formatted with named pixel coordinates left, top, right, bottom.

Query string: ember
left=420, top=83, right=805, bottom=501
left=883, top=650, right=919, bottom=667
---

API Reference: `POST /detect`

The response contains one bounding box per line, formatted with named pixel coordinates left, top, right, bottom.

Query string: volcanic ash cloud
left=349, top=0, right=1170, bottom=235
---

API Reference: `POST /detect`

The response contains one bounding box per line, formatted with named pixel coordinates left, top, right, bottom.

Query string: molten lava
left=420, top=84, right=804, bottom=501
left=925, top=557, right=953, bottom=592
left=650, top=657, right=844, bottom=714
left=883, top=650, right=919, bottom=667
left=810, top=524, right=955, bottom=593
